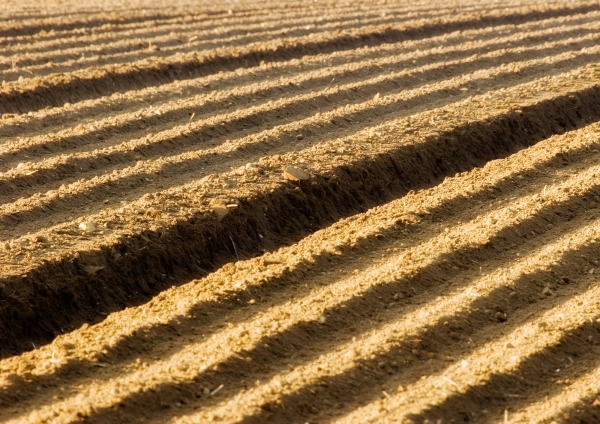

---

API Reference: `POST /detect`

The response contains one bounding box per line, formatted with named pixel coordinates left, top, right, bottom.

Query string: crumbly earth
left=1, top=0, right=600, bottom=423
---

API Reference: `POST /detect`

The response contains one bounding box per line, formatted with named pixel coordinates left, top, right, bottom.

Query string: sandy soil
left=1, top=0, right=600, bottom=423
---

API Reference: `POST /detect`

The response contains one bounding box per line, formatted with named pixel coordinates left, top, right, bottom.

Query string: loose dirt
left=1, top=0, right=600, bottom=423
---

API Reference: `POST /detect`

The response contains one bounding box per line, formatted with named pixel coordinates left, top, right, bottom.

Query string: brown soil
left=1, top=0, right=600, bottom=423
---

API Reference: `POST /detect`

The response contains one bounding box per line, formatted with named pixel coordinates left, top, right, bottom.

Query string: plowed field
left=2, top=0, right=600, bottom=422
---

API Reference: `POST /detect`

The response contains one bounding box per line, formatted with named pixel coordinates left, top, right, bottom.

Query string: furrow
left=335, top=267, right=600, bottom=423
left=3, top=0, right=558, bottom=53
left=0, top=64, right=597, bottom=357
left=4, top=115, right=600, bottom=424
left=3, top=9, right=593, bottom=150
left=2, top=10, right=594, bottom=158
left=1, top=36, right=599, bottom=242
left=510, top=365, right=600, bottom=423
left=0, top=4, right=423, bottom=77
left=1, top=1, right=597, bottom=114
left=170, top=155, right=600, bottom=423
left=0, top=1, right=440, bottom=53
left=2, top=110, right=595, bottom=406
left=4, top=5, right=593, bottom=143
left=0, top=0, right=470, bottom=68
left=0, top=0, right=541, bottom=42
left=4, top=0, right=600, bottom=421
left=0, top=0, right=402, bottom=39
left=0, top=12, right=179, bottom=38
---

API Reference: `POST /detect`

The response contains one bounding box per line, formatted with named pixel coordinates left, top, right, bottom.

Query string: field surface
left=1, top=0, right=600, bottom=422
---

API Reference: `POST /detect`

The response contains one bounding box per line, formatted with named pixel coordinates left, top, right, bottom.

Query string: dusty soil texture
left=2, top=0, right=600, bottom=422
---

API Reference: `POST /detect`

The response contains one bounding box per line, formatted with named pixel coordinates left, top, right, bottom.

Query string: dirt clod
left=79, top=222, right=98, bottom=232
left=83, top=265, right=105, bottom=275
left=283, top=166, right=310, bottom=181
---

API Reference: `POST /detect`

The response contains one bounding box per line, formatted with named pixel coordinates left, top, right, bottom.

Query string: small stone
left=506, top=343, right=515, bottom=349
left=373, top=93, right=380, bottom=101
left=283, top=166, right=310, bottom=181
left=16, top=162, right=27, bottom=169
left=296, top=134, right=304, bottom=140
left=33, top=235, right=47, bottom=243
left=248, top=299, right=256, bottom=304
left=592, top=398, right=600, bottom=407
left=79, top=222, right=98, bottom=231
left=538, top=322, right=548, bottom=329
left=542, top=285, right=551, bottom=296
left=83, top=265, right=105, bottom=275
left=318, top=315, right=326, bottom=324
left=495, top=312, right=507, bottom=322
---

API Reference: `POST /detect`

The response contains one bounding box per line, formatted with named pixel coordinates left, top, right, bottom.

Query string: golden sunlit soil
left=1, top=0, right=600, bottom=422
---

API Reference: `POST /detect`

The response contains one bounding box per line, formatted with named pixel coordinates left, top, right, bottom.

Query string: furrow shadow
left=0, top=80, right=597, bottom=359
left=237, top=221, right=600, bottom=424
left=0, top=10, right=587, bottom=141
left=406, top=313, right=600, bottom=423
left=80, top=181, right=600, bottom=423
left=2, top=44, right=598, bottom=239
left=0, top=2, right=597, bottom=114
left=3, top=1, right=434, bottom=61
left=1, top=24, right=593, bottom=174
left=2, top=12, right=410, bottom=76
left=2, top=132, right=591, bottom=411
left=0, top=13, right=177, bottom=38
left=546, top=391, right=600, bottom=423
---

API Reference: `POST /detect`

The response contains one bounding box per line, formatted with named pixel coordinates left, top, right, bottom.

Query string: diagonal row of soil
left=3, top=2, right=600, bottom=421
left=2, top=9, right=596, bottom=160
left=1, top=1, right=597, bottom=114
left=0, top=60, right=598, bottom=360
left=2, top=24, right=599, bottom=245
left=0, top=0, right=428, bottom=53
left=0, top=0, right=365, bottom=38
left=1, top=3, right=426, bottom=80
left=0, top=0, right=535, bottom=40
left=3, top=113, right=600, bottom=423
left=3, top=8, right=592, bottom=146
